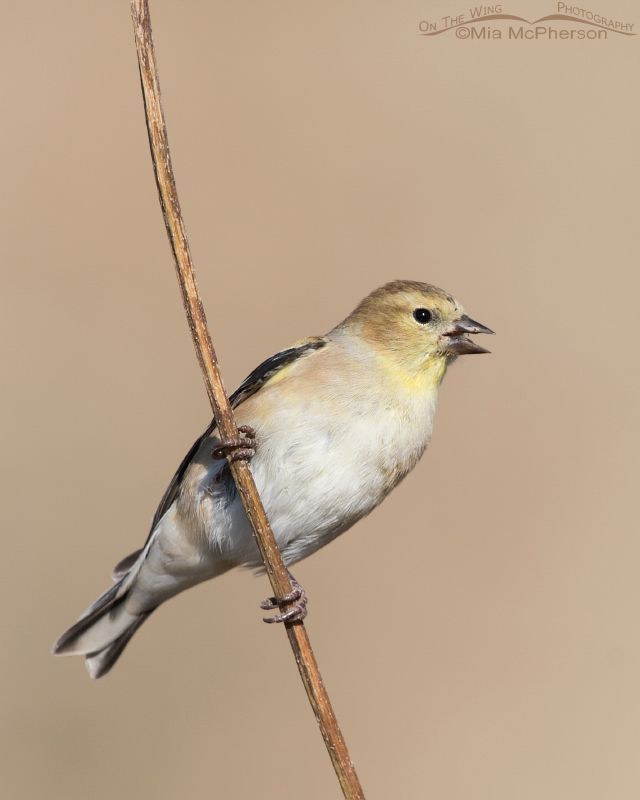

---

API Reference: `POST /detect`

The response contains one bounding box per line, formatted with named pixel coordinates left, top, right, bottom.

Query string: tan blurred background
left=2, top=1, right=640, bottom=797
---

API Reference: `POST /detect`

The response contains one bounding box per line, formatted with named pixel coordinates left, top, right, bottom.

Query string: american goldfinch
left=53, top=280, right=493, bottom=678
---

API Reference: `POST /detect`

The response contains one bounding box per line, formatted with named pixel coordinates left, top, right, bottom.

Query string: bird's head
left=334, top=280, right=494, bottom=391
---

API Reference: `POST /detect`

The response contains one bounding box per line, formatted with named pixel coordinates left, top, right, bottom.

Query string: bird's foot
left=212, top=426, right=258, bottom=462
left=260, top=572, right=308, bottom=624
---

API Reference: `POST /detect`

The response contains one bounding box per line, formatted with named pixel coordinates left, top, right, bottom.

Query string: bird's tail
left=52, top=577, right=152, bottom=679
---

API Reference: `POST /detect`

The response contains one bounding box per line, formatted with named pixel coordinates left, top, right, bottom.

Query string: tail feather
left=53, top=583, right=121, bottom=654
left=52, top=577, right=148, bottom=673
left=85, top=611, right=152, bottom=679
left=112, top=549, right=144, bottom=581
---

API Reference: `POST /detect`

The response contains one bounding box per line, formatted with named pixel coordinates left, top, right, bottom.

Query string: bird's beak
left=440, top=315, right=495, bottom=355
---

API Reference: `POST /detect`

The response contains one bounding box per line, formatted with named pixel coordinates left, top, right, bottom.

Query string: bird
left=53, top=280, right=493, bottom=678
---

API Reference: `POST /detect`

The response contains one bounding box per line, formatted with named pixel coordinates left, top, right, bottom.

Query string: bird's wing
left=228, top=336, right=328, bottom=409
left=146, top=336, right=329, bottom=537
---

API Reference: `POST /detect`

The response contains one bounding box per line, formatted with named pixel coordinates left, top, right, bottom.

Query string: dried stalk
left=130, top=3, right=365, bottom=798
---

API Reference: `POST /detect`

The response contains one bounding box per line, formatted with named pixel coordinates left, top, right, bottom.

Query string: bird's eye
left=413, top=308, right=432, bottom=324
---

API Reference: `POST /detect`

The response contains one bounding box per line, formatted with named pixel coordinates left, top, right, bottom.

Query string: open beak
left=440, top=315, right=495, bottom=355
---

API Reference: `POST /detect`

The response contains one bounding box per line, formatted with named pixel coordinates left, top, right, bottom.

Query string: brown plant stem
left=129, top=3, right=365, bottom=798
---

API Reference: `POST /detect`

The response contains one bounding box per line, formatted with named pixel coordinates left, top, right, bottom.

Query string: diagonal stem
left=129, top=3, right=365, bottom=798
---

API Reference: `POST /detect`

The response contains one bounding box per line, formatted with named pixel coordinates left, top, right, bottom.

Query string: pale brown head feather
left=332, top=280, right=463, bottom=361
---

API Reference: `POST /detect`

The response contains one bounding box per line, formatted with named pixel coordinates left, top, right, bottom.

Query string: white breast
left=197, top=376, right=439, bottom=569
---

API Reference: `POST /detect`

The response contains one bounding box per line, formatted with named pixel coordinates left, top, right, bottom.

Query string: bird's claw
left=261, top=574, right=308, bottom=624
left=212, top=425, right=258, bottom=462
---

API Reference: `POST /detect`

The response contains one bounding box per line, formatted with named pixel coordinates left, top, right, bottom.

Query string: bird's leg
left=261, top=571, right=308, bottom=624
left=212, top=425, right=258, bottom=462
